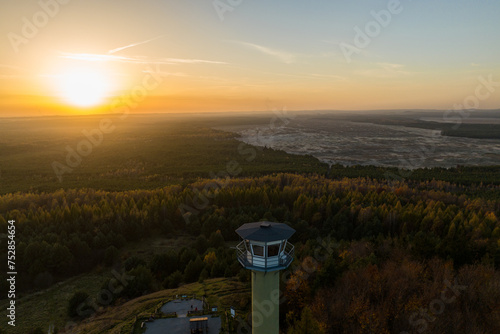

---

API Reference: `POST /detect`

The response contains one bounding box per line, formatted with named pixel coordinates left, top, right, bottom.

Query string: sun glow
left=55, top=67, right=113, bottom=107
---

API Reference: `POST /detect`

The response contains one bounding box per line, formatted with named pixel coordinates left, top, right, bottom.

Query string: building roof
left=235, top=221, right=295, bottom=242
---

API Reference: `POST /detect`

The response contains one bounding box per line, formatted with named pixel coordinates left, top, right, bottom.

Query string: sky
left=0, top=0, right=499, bottom=116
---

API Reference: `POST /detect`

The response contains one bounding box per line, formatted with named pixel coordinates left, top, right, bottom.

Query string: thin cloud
left=59, top=52, right=227, bottom=65
left=141, top=69, right=233, bottom=83
left=227, top=63, right=346, bottom=82
left=160, top=58, right=227, bottom=65
left=0, top=74, right=21, bottom=79
left=0, top=64, right=26, bottom=78
left=59, top=53, right=131, bottom=62
left=232, top=41, right=297, bottom=64
left=0, top=64, right=24, bottom=71
left=378, top=62, right=411, bottom=75
left=141, top=69, right=188, bottom=77
left=356, top=62, right=411, bottom=78
left=108, top=36, right=165, bottom=54
left=60, top=36, right=228, bottom=66
left=378, top=62, right=404, bottom=69
left=309, top=73, right=345, bottom=81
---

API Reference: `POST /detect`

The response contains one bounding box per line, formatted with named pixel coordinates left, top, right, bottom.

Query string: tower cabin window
left=268, top=244, right=280, bottom=257
left=252, top=245, right=264, bottom=256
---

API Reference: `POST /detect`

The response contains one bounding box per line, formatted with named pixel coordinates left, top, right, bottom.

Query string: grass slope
left=72, top=278, right=250, bottom=334
left=0, top=235, right=250, bottom=334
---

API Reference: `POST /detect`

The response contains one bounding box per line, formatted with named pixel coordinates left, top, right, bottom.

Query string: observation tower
left=235, top=221, right=295, bottom=334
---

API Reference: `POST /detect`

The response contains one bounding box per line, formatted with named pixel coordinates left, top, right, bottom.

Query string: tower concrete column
left=251, top=270, right=280, bottom=334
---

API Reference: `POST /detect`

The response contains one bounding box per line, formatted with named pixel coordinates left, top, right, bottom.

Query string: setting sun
left=56, top=67, right=112, bottom=107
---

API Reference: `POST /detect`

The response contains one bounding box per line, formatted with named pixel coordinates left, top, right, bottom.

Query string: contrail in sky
left=108, top=35, right=165, bottom=54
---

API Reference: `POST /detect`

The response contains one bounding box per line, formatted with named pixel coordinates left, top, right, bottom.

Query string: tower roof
left=235, top=221, right=295, bottom=242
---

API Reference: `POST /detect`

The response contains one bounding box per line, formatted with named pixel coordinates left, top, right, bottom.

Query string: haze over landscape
left=1, top=1, right=500, bottom=334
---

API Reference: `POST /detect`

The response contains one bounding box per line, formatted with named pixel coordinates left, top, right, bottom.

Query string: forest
left=1, top=173, right=500, bottom=333
left=0, top=115, right=328, bottom=195
left=348, top=110, right=500, bottom=140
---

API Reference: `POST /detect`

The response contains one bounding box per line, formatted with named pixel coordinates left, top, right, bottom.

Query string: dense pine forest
left=1, top=173, right=499, bottom=333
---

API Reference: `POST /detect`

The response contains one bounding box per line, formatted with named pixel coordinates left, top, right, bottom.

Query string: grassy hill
left=72, top=278, right=250, bottom=334
left=0, top=273, right=249, bottom=334
left=0, top=234, right=250, bottom=334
